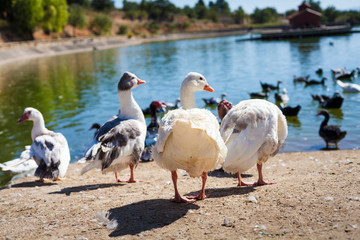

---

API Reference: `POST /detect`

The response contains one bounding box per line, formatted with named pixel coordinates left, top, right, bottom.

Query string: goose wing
left=81, top=118, right=144, bottom=174
left=30, top=132, right=66, bottom=168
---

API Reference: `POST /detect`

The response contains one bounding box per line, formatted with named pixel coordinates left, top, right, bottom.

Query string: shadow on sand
left=1, top=181, right=57, bottom=190
left=49, top=183, right=121, bottom=196
left=186, top=186, right=256, bottom=199
left=108, top=199, right=199, bottom=237
left=208, top=168, right=253, bottom=179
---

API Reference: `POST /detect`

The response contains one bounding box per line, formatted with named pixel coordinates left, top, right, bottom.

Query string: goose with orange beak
left=153, top=72, right=227, bottom=203
left=81, top=72, right=147, bottom=183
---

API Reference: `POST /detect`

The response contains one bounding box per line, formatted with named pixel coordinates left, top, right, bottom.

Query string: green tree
left=91, top=0, right=114, bottom=11
left=285, top=9, right=296, bottom=17
left=68, top=4, right=86, bottom=36
left=42, top=0, right=69, bottom=33
left=323, top=6, right=339, bottom=23
left=122, top=0, right=139, bottom=11
left=307, top=0, right=322, bottom=13
left=209, top=0, right=230, bottom=14
left=91, top=13, right=113, bottom=35
left=194, top=0, right=207, bottom=19
left=182, top=5, right=196, bottom=19
left=233, top=6, right=247, bottom=24
left=11, top=0, right=44, bottom=37
left=251, top=7, right=278, bottom=24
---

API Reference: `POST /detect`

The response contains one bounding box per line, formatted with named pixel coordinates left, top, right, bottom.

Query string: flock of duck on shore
left=1, top=67, right=358, bottom=202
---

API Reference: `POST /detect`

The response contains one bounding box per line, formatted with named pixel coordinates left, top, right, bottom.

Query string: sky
left=114, top=0, right=360, bottom=13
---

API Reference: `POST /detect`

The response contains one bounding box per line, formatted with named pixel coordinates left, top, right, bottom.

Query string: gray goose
left=81, top=72, right=147, bottom=183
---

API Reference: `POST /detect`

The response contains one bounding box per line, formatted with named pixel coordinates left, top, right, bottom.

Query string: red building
left=287, top=2, right=322, bottom=28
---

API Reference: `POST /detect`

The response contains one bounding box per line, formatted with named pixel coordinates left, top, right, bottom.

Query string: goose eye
left=199, top=77, right=204, bottom=80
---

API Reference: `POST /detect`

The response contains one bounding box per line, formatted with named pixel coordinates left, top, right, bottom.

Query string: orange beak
left=137, top=79, right=146, bottom=85
left=203, top=84, right=214, bottom=92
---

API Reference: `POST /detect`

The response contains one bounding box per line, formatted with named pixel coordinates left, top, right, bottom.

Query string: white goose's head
left=181, top=72, right=214, bottom=93
left=17, top=107, right=43, bottom=123
left=118, top=72, right=146, bottom=92
left=180, top=72, right=214, bottom=109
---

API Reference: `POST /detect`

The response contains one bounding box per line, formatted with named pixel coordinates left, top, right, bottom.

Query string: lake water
left=1, top=32, right=359, bottom=186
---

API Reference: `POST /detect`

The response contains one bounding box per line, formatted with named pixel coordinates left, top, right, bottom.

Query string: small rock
left=247, top=196, right=258, bottom=203
left=348, top=196, right=359, bottom=201
left=222, top=219, right=234, bottom=227
left=254, top=224, right=267, bottom=232
left=325, top=196, right=334, bottom=201
left=349, top=224, right=358, bottom=229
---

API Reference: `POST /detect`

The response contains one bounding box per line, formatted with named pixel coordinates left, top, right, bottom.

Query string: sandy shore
left=0, top=150, right=359, bottom=239
left=0, top=29, right=248, bottom=68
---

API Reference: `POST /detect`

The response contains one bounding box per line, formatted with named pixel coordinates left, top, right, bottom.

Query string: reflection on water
left=326, top=108, right=344, bottom=120
left=1, top=33, right=360, bottom=186
left=285, top=116, right=301, bottom=128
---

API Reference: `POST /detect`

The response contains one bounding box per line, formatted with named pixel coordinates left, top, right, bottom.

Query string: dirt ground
left=0, top=150, right=359, bottom=239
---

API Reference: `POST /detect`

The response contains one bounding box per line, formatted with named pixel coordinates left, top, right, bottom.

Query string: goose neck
left=180, top=85, right=196, bottom=109
left=31, top=117, right=48, bottom=141
left=118, top=90, right=145, bottom=124
left=320, top=114, right=329, bottom=128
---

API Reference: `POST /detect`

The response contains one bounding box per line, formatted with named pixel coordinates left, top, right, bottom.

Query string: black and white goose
left=335, top=70, right=356, bottom=80
left=81, top=72, right=147, bottom=183
left=17, top=107, right=70, bottom=181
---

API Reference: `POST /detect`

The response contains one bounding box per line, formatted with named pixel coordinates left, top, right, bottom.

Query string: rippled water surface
left=1, top=32, right=359, bottom=185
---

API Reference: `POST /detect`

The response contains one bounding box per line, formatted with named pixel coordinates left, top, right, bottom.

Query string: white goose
left=337, top=80, right=360, bottom=93
left=153, top=72, right=227, bottom=203
left=218, top=99, right=288, bottom=186
left=81, top=72, right=147, bottom=183
left=17, top=107, right=70, bottom=181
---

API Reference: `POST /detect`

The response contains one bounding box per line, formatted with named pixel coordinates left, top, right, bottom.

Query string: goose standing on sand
left=337, top=80, right=360, bottom=92
left=81, top=72, right=147, bottom=183
left=153, top=72, right=227, bottom=203
left=217, top=99, right=288, bottom=186
left=317, top=110, right=346, bottom=148
left=16, top=107, right=70, bottom=181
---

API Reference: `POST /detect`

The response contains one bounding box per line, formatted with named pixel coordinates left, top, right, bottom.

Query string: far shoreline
left=0, top=28, right=249, bottom=68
